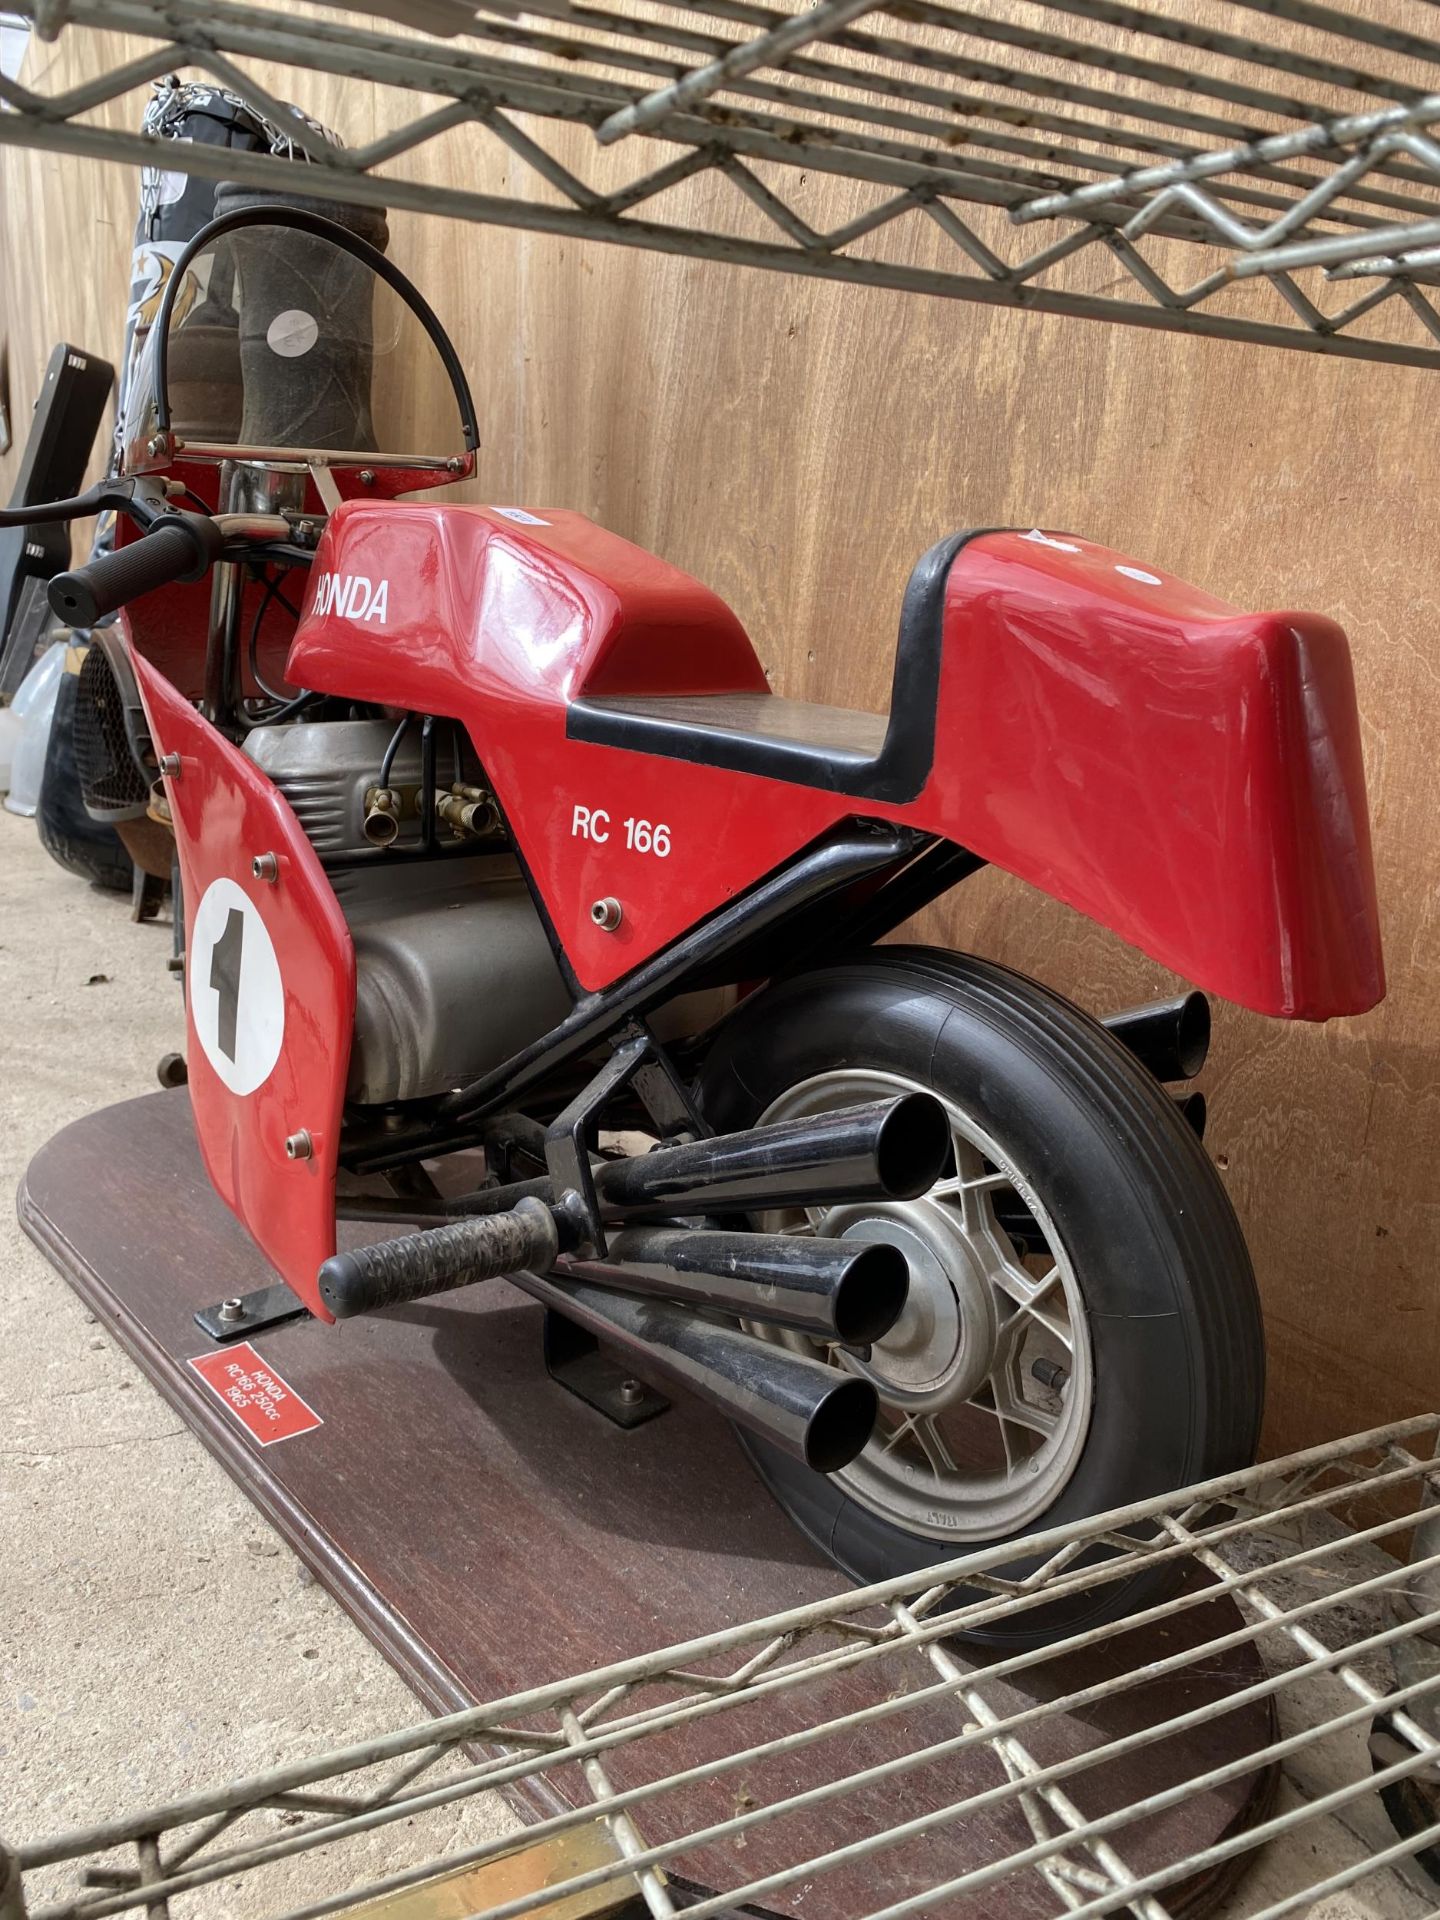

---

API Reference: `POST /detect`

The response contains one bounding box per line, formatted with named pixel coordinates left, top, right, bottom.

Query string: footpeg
left=318, top=1196, right=560, bottom=1318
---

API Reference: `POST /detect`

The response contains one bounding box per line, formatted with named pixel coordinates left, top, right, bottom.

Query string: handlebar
left=48, top=514, right=229, bottom=627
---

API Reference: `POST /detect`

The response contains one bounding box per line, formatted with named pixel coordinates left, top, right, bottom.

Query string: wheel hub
left=755, top=1065, right=1095, bottom=1542
left=823, top=1205, right=998, bottom=1408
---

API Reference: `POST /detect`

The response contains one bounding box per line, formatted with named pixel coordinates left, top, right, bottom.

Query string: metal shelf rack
left=7, top=1417, right=1440, bottom=1920
left=6, top=0, right=1440, bottom=364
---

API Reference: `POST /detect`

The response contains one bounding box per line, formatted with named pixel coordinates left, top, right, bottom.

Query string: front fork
left=202, top=462, right=307, bottom=728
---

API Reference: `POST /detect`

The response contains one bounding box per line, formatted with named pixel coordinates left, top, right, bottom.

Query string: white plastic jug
left=0, top=703, right=21, bottom=794
left=3, top=642, right=67, bottom=817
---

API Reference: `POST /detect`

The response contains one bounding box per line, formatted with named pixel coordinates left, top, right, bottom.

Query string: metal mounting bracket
left=543, top=1025, right=710, bottom=1257
left=542, top=1308, right=670, bottom=1429
left=194, top=1282, right=309, bottom=1342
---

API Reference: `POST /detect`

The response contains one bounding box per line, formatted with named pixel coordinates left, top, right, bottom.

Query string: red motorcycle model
left=8, top=207, right=1385, bottom=1642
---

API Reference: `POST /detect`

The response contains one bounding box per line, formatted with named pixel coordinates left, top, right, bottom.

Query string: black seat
left=566, top=530, right=990, bottom=803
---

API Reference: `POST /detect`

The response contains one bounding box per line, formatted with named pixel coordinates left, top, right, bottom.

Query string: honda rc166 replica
left=7, top=208, right=1385, bottom=1642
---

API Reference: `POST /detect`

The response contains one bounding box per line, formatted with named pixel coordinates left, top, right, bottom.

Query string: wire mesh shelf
left=7, top=0, right=1440, bottom=365
left=7, top=1415, right=1440, bottom=1920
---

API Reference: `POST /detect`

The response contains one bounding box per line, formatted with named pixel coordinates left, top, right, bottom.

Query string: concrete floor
left=0, top=804, right=1433, bottom=1920
left=0, top=808, right=520, bottom=1916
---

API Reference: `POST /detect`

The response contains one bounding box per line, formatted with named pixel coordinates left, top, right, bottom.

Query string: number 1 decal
left=209, top=907, right=246, bottom=1063
left=189, top=877, right=286, bottom=1096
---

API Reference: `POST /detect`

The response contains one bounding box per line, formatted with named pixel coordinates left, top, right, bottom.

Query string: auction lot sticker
left=189, top=1341, right=323, bottom=1446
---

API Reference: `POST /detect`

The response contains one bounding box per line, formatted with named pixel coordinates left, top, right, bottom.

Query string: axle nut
left=590, top=896, right=623, bottom=932
left=284, top=1129, right=315, bottom=1162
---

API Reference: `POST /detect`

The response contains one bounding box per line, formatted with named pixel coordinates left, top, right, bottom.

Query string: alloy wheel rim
left=754, top=1068, right=1094, bottom=1540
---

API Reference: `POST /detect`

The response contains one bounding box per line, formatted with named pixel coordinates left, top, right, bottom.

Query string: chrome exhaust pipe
left=558, top=1226, right=909, bottom=1346
left=592, top=1093, right=949, bottom=1219
left=1102, top=991, right=1210, bottom=1082
left=519, top=1271, right=879, bottom=1472
left=322, top=1096, right=946, bottom=1321
left=1174, top=1090, right=1207, bottom=1140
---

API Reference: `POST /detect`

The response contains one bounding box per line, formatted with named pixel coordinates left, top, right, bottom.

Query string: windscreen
left=123, top=219, right=468, bottom=469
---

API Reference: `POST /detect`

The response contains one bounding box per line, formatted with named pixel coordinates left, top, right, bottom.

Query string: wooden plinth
left=20, top=1091, right=1277, bottom=1918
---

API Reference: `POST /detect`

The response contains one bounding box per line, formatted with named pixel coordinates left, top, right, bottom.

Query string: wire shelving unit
left=5, top=0, right=1440, bottom=363
left=6, top=1417, right=1440, bottom=1920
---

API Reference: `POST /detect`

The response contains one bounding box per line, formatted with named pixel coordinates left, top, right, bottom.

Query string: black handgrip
left=318, top=1197, right=561, bottom=1319
left=48, top=515, right=224, bottom=627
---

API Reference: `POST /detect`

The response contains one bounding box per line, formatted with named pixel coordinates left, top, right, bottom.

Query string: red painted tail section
left=919, top=532, right=1385, bottom=1020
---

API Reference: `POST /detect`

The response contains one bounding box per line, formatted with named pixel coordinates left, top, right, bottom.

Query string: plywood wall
left=3, top=19, right=1437, bottom=1458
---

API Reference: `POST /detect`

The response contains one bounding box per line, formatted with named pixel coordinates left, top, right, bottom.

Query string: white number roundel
left=189, top=877, right=286, bottom=1096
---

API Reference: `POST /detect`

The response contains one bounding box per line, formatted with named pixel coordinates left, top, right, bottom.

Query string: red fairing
left=129, top=645, right=355, bottom=1318
left=288, top=506, right=846, bottom=988
left=287, top=505, right=1383, bottom=1019
left=927, top=534, right=1385, bottom=1020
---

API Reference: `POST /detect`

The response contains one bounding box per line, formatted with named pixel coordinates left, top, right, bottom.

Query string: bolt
left=159, top=751, right=182, bottom=778
left=252, top=851, right=279, bottom=883
left=446, top=456, right=466, bottom=473
left=218, top=1297, right=245, bottom=1324
left=1031, top=1357, right=1069, bottom=1391
left=146, top=434, right=166, bottom=458
left=618, top=1378, right=644, bottom=1407
left=284, top=1129, right=314, bottom=1161
left=590, top=896, right=623, bottom=932
left=358, top=468, right=375, bottom=486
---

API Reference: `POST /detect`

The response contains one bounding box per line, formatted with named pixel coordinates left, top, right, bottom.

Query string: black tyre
left=697, top=946, right=1264, bottom=1646
left=35, top=667, right=132, bottom=892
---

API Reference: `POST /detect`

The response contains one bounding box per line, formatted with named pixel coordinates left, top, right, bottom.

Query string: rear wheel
left=696, top=947, right=1264, bottom=1645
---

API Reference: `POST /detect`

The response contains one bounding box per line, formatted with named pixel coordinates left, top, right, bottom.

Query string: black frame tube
left=344, top=824, right=925, bottom=1172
